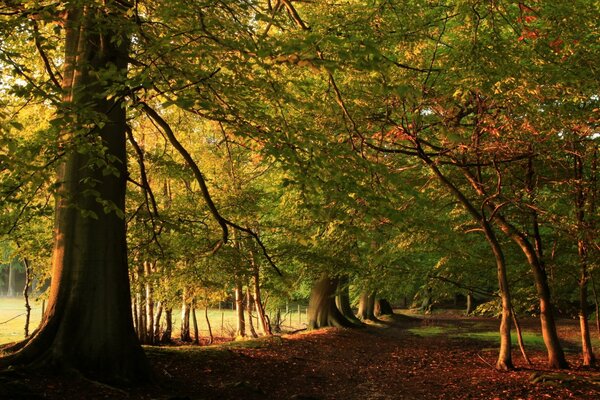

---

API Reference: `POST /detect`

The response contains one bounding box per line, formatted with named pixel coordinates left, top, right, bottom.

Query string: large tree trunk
left=307, top=273, right=354, bottom=329
left=357, top=291, right=378, bottom=321
left=0, top=4, right=150, bottom=383
left=335, top=275, right=362, bottom=325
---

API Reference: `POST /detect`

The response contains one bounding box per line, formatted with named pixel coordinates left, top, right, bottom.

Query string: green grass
left=0, top=297, right=43, bottom=345
left=454, top=331, right=547, bottom=349
left=407, top=326, right=448, bottom=336
left=407, top=324, right=547, bottom=349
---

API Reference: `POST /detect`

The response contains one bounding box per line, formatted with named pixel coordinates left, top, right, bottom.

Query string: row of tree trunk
left=307, top=273, right=394, bottom=330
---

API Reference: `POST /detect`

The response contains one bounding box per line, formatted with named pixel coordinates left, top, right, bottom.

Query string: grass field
left=0, top=297, right=308, bottom=345
left=0, top=297, right=43, bottom=345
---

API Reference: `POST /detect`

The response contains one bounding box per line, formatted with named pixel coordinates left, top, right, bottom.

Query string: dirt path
left=2, top=314, right=600, bottom=399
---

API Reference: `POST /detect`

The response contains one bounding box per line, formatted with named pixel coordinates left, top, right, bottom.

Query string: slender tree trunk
left=192, top=305, right=200, bottom=345
left=250, top=251, right=271, bottom=335
left=246, top=288, right=258, bottom=338
left=144, top=261, right=154, bottom=345
left=205, top=307, right=213, bottom=345
left=153, top=301, right=163, bottom=344
left=591, top=274, right=600, bottom=339
left=0, top=4, right=150, bottom=382
left=466, top=292, right=474, bottom=316
left=493, top=216, right=567, bottom=369
left=307, top=273, right=354, bottom=329
left=234, top=280, right=246, bottom=338
left=573, top=142, right=596, bottom=366
left=7, top=262, right=16, bottom=297
left=22, top=258, right=32, bottom=338
left=132, top=295, right=138, bottom=336
left=181, top=292, right=192, bottom=342
left=335, top=275, right=362, bottom=325
left=161, top=308, right=173, bottom=343
left=419, top=152, right=513, bottom=370
left=511, top=307, right=532, bottom=365
left=456, top=160, right=561, bottom=369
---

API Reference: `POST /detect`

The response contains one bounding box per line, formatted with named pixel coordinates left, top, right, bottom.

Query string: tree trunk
left=153, top=301, right=163, bottom=344
left=494, top=216, right=568, bottom=369
left=22, top=257, right=32, bottom=338
left=246, top=288, right=258, bottom=338
left=0, top=4, right=150, bottom=383
left=7, top=262, right=17, bottom=297
left=357, top=291, right=378, bottom=321
left=335, top=275, right=362, bottom=325
left=235, top=280, right=246, bottom=338
left=374, top=299, right=393, bottom=316
left=180, top=294, right=192, bottom=342
left=574, top=143, right=596, bottom=366
left=419, top=152, right=513, bottom=370
left=144, top=262, right=154, bottom=345
left=250, top=252, right=271, bottom=335
left=307, top=273, right=354, bottom=329
left=205, top=307, right=213, bottom=345
left=192, top=306, right=200, bottom=345
left=161, top=308, right=173, bottom=343
left=466, top=292, right=474, bottom=315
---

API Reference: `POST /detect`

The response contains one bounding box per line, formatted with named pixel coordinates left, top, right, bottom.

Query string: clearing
left=1, top=312, right=600, bottom=399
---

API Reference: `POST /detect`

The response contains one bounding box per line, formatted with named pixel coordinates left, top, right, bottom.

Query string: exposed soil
left=1, top=313, right=600, bottom=399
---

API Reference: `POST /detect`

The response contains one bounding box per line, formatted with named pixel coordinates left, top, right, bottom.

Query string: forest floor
left=2, top=311, right=600, bottom=399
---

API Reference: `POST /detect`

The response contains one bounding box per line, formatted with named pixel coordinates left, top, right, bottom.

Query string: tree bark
left=466, top=292, right=474, bottom=316
left=144, top=261, right=154, bottom=345
left=419, top=150, right=513, bottom=370
left=573, top=141, right=596, bottom=366
left=307, top=273, right=354, bottom=329
left=7, top=262, right=17, bottom=297
left=246, top=287, right=258, bottom=338
left=0, top=4, right=150, bottom=383
left=234, top=280, right=246, bottom=338
left=492, top=215, right=567, bottom=369
left=160, top=308, right=173, bottom=343
left=357, top=291, right=378, bottom=321
left=204, top=307, right=213, bottom=345
left=192, top=306, right=200, bottom=345
left=250, top=250, right=271, bottom=335
left=335, top=275, right=362, bottom=325
left=180, top=293, right=192, bottom=342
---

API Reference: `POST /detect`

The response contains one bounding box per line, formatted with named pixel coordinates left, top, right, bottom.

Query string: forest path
left=1, top=313, right=600, bottom=399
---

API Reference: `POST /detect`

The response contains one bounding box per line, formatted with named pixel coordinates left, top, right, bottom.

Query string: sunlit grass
left=407, top=325, right=547, bottom=349
left=0, top=297, right=43, bottom=345
left=0, top=297, right=308, bottom=344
